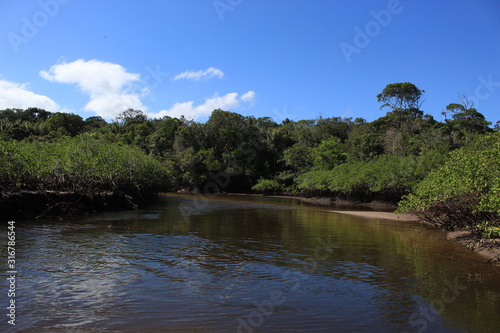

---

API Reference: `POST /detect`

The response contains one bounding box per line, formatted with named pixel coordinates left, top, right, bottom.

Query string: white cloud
left=241, top=90, right=256, bottom=104
left=37, top=59, right=253, bottom=120
left=84, top=93, right=146, bottom=118
left=0, top=79, right=60, bottom=111
left=40, top=59, right=146, bottom=119
left=173, top=67, right=224, bottom=81
left=150, top=90, right=256, bottom=120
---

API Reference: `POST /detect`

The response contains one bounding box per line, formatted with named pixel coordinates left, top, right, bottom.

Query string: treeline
left=0, top=136, right=170, bottom=218
left=1, top=82, right=499, bottom=233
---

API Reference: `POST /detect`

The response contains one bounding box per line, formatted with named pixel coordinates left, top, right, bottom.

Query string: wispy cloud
left=150, top=90, right=255, bottom=120
left=40, top=59, right=147, bottom=118
left=173, top=67, right=224, bottom=81
left=0, top=79, right=60, bottom=111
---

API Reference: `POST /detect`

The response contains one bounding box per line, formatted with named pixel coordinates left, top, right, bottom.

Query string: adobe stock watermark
left=177, top=170, right=232, bottom=220
left=402, top=277, right=467, bottom=333
left=7, top=0, right=71, bottom=54
left=176, top=106, right=298, bottom=220
left=141, top=65, right=169, bottom=91
left=470, top=74, right=500, bottom=107
left=236, top=236, right=337, bottom=333
left=340, top=0, right=404, bottom=64
left=177, top=135, right=266, bottom=221
left=213, top=0, right=243, bottom=21
left=271, top=106, right=298, bottom=124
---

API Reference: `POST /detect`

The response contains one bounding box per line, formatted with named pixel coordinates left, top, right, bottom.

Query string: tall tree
left=116, top=109, right=147, bottom=126
left=46, top=112, right=84, bottom=137
left=377, top=82, right=424, bottom=117
left=445, top=102, right=491, bottom=134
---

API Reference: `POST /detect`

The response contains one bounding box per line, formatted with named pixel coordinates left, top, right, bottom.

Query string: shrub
left=252, top=178, right=281, bottom=194
left=397, top=132, right=500, bottom=234
left=296, top=154, right=422, bottom=202
left=0, top=136, right=172, bottom=197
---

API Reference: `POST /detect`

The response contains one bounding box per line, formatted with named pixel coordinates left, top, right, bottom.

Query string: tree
left=85, top=116, right=107, bottom=130
left=375, top=83, right=429, bottom=156
left=204, top=109, right=248, bottom=158
left=0, top=108, right=51, bottom=123
left=148, top=116, right=183, bottom=157
left=377, top=82, right=424, bottom=111
left=397, top=132, right=500, bottom=235
left=46, top=112, right=84, bottom=137
left=24, top=107, right=51, bottom=121
left=116, top=109, right=147, bottom=126
left=445, top=102, right=491, bottom=134
left=312, top=136, right=346, bottom=170
left=252, top=178, right=281, bottom=194
left=313, top=116, right=354, bottom=141
left=346, top=123, right=384, bottom=161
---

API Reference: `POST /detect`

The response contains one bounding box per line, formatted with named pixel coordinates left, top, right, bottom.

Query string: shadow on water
left=6, top=193, right=500, bottom=332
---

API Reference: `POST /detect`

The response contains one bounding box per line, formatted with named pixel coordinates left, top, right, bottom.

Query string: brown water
left=4, top=193, right=500, bottom=332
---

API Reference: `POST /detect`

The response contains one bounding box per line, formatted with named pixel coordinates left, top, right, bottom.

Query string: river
left=5, top=193, right=500, bottom=332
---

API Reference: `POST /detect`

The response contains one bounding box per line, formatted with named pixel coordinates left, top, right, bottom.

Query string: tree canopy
left=1, top=82, right=497, bottom=228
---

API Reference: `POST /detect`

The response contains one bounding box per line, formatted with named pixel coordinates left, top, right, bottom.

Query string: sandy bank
left=330, top=210, right=500, bottom=265
left=447, top=231, right=500, bottom=265
left=329, top=210, right=419, bottom=221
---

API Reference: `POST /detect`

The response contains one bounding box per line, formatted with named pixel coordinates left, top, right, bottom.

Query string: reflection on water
left=5, top=193, right=500, bottom=332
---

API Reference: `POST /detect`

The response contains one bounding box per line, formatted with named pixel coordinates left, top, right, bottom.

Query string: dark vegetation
left=0, top=136, right=170, bottom=218
left=1, top=82, right=499, bottom=239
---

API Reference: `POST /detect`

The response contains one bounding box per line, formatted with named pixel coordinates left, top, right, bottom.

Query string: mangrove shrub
left=397, top=132, right=500, bottom=234
left=0, top=136, right=171, bottom=197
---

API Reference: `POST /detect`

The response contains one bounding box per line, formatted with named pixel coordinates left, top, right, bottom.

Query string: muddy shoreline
left=256, top=194, right=399, bottom=211
left=327, top=208, right=500, bottom=265
left=0, top=189, right=152, bottom=220
left=229, top=193, right=500, bottom=265
left=446, top=230, right=500, bottom=265
left=329, top=210, right=419, bottom=221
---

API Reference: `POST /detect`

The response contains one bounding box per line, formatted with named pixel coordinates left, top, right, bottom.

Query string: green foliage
left=446, top=105, right=492, bottom=135
left=312, top=136, right=346, bottom=170
left=116, top=109, right=148, bottom=125
left=252, top=178, right=281, bottom=194
left=282, top=143, right=314, bottom=173
left=297, top=155, right=421, bottom=201
left=0, top=136, right=171, bottom=196
left=147, top=116, right=183, bottom=157
left=0, top=82, right=497, bottom=209
left=398, top=132, right=500, bottom=213
left=477, top=222, right=500, bottom=239
left=397, top=133, right=500, bottom=234
left=45, top=112, right=85, bottom=137
left=345, top=124, right=384, bottom=161
left=377, top=82, right=424, bottom=112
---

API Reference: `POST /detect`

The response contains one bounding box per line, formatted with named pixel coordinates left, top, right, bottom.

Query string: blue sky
left=1, top=0, right=499, bottom=124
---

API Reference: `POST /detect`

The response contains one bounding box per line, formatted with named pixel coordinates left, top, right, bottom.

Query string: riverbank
left=329, top=210, right=419, bottom=221
left=263, top=194, right=399, bottom=211
left=447, top=231, right=500, bottom=265
left=0, top=189, right=151, bottom=220
left=329, top=209, right=500, bottom=265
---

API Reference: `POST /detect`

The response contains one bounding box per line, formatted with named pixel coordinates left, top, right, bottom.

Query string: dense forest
left=1, top=82, right=499, bottom=238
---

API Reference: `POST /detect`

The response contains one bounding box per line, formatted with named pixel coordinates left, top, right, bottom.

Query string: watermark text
left=6, top=221, right=17, bottom=326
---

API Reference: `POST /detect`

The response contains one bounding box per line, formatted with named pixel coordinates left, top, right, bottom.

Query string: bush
left=252, top=178, right=281, bottom=194
left=0, top=136, right=172, bottom=197
left=296, top=155, right=422, bottom=202
left=397, top=132, right=500, bottom=234
left=477, top=222, right=500, bottom=239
